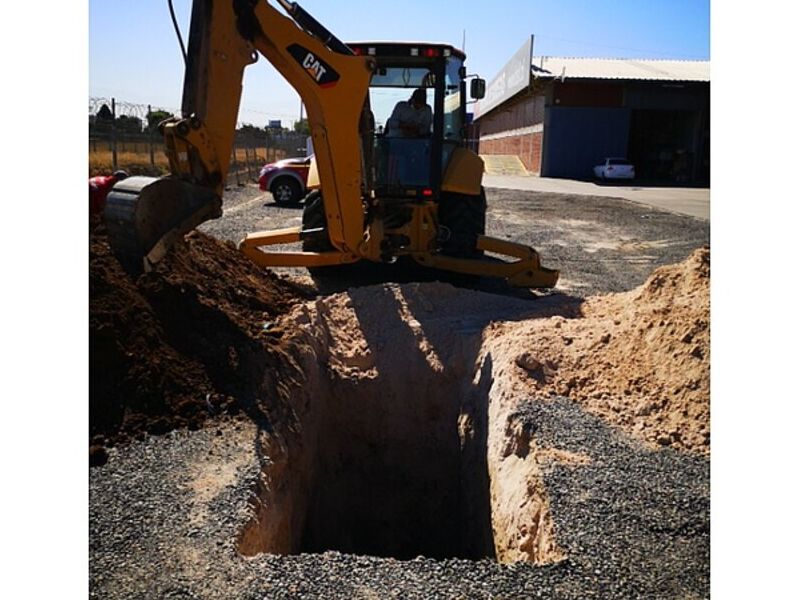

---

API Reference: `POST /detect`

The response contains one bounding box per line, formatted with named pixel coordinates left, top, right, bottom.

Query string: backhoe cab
left=104, top=0, right=558, bottom=288
left=296, top=42, right=493, bottom=263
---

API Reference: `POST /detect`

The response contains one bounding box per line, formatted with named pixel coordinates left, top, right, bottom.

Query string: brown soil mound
left=491, top=246, right=710, bottom=454
left=89, top=219, right=308, bottom=457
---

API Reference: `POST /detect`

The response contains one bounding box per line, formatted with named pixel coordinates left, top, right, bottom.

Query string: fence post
left=232, top=147, right=242, bottom=187
left=111, top=98, right=118, bottom=171
left=148, top=104, right=156, bottom=171
left=244, top=138, right=254, bottom=181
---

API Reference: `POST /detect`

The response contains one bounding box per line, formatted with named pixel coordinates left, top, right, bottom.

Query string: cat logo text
left=287, top=44, right=340, bottom=88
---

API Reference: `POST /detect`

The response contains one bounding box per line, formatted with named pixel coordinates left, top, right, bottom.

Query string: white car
left=594, top=158, right=635, bottom=180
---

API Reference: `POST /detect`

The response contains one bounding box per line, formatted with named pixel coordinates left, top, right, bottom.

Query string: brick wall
left=478, top=95, right=545, bottom=136
left=480, top=131, right=543, bottom=173
left=477, top=93, right=545, bottom=173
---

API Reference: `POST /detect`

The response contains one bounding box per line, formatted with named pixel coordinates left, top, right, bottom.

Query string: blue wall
left=542, top=107, right=631, bottom=179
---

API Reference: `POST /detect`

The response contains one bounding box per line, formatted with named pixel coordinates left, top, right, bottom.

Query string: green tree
left=91, top=104, right=114, bottom=133
left=293, top=118, right=310, bottom=135
left=146, top=110, right=174, bottom=132
left=237, top=123, right=265, bottom=136
left=96, top=104, right=113, bottom=122
left=115, top=115, right=143, bottom=133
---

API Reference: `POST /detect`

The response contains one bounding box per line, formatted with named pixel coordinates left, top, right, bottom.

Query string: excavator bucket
left=103, top=176, right=222, bottom=272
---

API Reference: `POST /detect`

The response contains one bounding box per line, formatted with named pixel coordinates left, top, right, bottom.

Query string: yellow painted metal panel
left=306, top=155, right=321, bottom=189
left=441, top=147, right=484, bottom=195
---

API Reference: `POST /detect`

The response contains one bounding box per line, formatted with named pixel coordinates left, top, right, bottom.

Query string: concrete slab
left=483, top=174, right=709, bottom=221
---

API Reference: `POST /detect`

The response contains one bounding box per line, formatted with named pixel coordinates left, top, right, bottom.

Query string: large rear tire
left=433, top=188, right=487, bottom=288
left=302, top=190, right=364, bottom=281
left=301, top=190, right=334, bottom=254
left=437, top=188, right=486, bottom=259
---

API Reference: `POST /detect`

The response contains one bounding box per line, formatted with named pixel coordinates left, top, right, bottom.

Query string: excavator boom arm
left=105, top=0, right=373, bottom=268
left=177, top=0, right=373, bottom=229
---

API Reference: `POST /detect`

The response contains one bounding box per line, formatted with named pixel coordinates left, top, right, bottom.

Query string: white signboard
left=474, top=35, right=534, bottom=120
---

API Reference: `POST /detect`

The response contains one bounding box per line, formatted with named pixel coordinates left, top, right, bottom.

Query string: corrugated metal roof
left=530, top=57, right=709, bottom=82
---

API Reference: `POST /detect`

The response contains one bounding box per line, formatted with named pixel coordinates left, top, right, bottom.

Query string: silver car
left=594, top=158, right=635, bottom=180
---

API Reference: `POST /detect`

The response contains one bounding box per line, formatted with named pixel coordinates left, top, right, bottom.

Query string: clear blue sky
left=90, top=0, right=709, bottom=127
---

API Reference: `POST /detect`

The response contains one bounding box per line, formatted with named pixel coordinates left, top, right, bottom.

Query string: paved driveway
left=483, top=175, right=710, bottom=221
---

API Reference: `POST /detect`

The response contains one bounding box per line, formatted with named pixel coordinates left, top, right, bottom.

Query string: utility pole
left=299, top=100, right=306, bottom=155
left=148, top=104, right=155, bottom=170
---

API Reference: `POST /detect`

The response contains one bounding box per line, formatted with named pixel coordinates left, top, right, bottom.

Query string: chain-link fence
left=89, top=97, right=309, bottom=186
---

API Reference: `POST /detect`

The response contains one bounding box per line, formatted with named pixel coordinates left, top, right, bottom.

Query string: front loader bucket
left=104, top=176, right=222, bottom=272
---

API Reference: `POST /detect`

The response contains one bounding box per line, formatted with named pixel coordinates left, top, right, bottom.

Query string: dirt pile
left=489, top=246, right=710, bottom=454
left=89, top=219, right=308, bottom=462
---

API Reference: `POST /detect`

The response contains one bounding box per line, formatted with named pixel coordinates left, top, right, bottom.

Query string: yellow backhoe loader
left=104, top=0, right=558, bottom=288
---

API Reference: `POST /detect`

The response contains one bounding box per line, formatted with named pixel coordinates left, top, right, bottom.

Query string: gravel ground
left=483, top=189, right=709, bottom=296
left=510, top=398, right=709, bottom=599
left=90, top=183, right=710, bottom=598
left=90, top=401, right=708, bottom=599
left=200, top=184, right=709, bottom=297
left=89, top=417, right=263, bottom=599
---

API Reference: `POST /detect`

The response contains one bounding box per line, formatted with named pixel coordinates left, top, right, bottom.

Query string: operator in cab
left=385, top=88, right=432, bottom=137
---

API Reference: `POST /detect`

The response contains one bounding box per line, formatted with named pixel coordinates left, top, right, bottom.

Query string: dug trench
left=236, top=248, right=709, bottom=566
left=237, top=284, right=576, bottom=564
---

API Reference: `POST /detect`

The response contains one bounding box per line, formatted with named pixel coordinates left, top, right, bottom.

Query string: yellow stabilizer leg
left=412, top=235, right=559, bottom=288
left=238, top=227, right=360, bottom=268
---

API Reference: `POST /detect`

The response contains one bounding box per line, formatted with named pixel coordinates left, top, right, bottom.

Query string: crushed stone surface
left=509, top=398, right=709, bottom=598
left=90, top=406, right=708, bottom=599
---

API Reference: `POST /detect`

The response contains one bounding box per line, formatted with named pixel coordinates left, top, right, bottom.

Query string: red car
left=258, top=155, right=312, bottom=204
